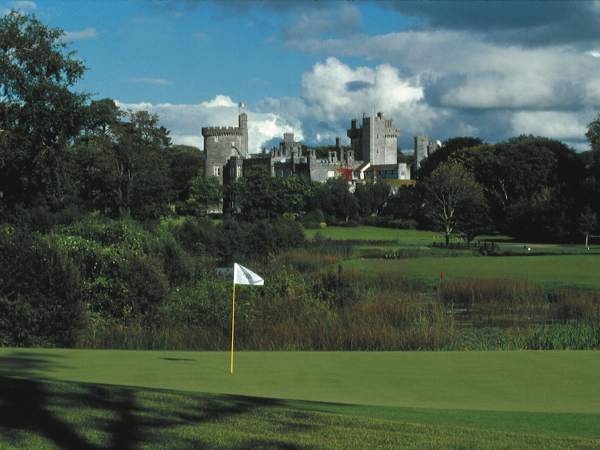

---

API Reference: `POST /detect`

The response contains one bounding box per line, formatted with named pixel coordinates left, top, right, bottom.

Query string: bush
left=0, top=230, right=84, bottom=346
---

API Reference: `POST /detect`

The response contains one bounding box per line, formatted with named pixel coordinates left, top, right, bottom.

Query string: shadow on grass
left=0, top=352, right=313, bottom=449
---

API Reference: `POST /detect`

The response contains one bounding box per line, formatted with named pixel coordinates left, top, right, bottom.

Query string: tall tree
left=422, top=162, right=487, bottom=245
left=0, top=12, right=86, bottom=212
left=72, top=106, right=172, bottom=220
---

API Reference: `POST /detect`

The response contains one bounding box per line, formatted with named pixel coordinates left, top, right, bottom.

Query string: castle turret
left=203, top=112, right=249, bottom=184
left=238, top=112, right=248, bottom=155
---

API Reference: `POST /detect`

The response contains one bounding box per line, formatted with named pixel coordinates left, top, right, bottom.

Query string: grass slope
left=2, top=377, right=599, bottom=449
left=346, top=254, right=600, bottom=289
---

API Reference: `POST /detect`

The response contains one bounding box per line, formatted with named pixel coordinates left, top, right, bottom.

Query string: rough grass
left=1, top=349, right=599, bottom=449
left=345, top=254, right=600, bottom=290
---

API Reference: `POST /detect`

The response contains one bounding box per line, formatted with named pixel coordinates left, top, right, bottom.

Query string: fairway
left=346, top=254, right=600, bottom=289
left=305, top=226, right=437, bottom=244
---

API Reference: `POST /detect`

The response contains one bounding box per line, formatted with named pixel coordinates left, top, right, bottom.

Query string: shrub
left=0, top=231, right=84, bottom=346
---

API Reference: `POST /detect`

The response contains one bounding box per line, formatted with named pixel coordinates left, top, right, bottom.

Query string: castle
left=202, top=111, right=435, bottom=187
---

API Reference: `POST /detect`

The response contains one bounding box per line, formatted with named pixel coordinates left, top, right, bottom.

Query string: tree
left=231, top=167, right=314, bottom=220
left=72, top=106, right=172, bottom=220
left=310, top=178, right=359, bottom=223
left=417, top=137, right=484, bottom=179
left=578, top=207, right=598, bottom=248
left=422, top=162, right=487, bottom=245
left=187, top=176, right=223, bottom=216
left=0, top=12, right=87, bottom=212
left=586, top=115, right=600, bottom=152
left=169, top=145, right=203, bottom=207
left=354, top=182, right=391, bottom=217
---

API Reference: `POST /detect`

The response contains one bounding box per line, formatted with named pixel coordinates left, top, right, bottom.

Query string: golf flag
left=233, top=263, right=264, bottom=286
left=230, top=263, right=264, bottom=375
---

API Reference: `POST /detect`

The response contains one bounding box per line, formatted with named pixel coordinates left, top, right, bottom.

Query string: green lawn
left=346, top=254, right=600, bottom=289
left=305, top=226, right=437, bottom=245
left=305, top=226, right=598, bottom=256
left=1, top=349, right=599, bottom=448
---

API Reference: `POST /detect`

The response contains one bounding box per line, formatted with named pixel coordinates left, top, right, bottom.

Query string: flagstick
left=230, top=280, right=236, bottom=375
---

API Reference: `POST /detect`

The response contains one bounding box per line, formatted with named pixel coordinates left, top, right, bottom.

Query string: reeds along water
left=439, top=278, right=600, bottom=326
left=78, top=269, right=600, bottom=351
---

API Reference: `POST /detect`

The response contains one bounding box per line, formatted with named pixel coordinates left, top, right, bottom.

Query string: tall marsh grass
left=78, top=269, right=600, bottom=351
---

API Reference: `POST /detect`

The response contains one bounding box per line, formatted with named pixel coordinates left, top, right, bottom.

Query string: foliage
left=353, top=182, right=391, bottom=216
left=0, top=229, right=83, bottom=346
left=186, top=175, right=222, bottom=216
left=0, top=12, right=87, bottom=212
left=417, top=137, right=484, bottom=179
left=422, top=162, right=488, bottom=243
left=309, top=177, right=359, bottom=222
left=168, top=144, right=203, bottom=206
left=231, top=167, right=314, bottom=219
left=71, top=104, right=172, bottom=220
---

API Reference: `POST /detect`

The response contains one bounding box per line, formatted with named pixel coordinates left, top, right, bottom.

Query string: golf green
left=2, top=349, right=599, bottom=414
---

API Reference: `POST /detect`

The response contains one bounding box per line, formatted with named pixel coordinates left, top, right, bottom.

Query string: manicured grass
left=346, top=254, right=600, bottom=289
left=3, top=348, right=599, bottom=413
left=1, top=349, right=599, bottom=448
left=306, top=226, right=599, bottom=255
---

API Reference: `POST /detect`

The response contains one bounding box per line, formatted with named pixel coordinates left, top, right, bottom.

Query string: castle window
left=236, top=166, right=242, bottom=178
left=213, top=166, right=221, bottom=177
left=214, top=136, right=219, bottom=143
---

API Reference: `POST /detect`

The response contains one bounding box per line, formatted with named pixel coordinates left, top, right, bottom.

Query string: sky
left=6, top=0, right=600, bottom=152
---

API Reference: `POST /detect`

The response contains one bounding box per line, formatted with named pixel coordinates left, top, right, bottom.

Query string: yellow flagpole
left=230, top=279, right=236, bottom=375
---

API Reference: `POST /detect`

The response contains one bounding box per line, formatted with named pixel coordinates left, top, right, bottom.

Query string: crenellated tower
left=202, top=112, right=249, bottom=184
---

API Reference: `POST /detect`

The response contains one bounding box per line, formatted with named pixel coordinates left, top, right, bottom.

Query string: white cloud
left=63, top=27, right=98, bottom=41
left=510, top=111, right=590, bottom=140
left=200, top=95, right=236, bottom=108
left=128, top=77, right=171, bottom=86
left=260, top=57, right=445, bottom=148
left=286, top=30, right=600, bottom=111
left=587, top=50, right=600, bottom=58
left=116, top=96, right=302, bottom=152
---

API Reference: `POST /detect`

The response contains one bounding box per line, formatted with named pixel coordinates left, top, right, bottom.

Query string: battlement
left=201, top=126, right=243, bottom=137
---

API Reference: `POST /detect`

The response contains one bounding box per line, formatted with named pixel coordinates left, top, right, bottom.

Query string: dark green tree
left=0, top=12, right=87, bottom=213
left=417, top=137, right=484, bottom=179
left=187, top=175, right=223, bottom=216
left=354, top=182, right=391, bottom=217
left=169, top=145, right=203, bottom=207
left=72, top=107, right=172, bottom=220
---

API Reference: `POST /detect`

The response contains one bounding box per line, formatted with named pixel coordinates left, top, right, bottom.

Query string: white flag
left=233, top=263, right=264, bottom=286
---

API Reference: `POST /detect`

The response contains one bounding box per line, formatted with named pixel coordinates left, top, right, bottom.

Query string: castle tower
left=347, top=112, right=399, bottom=165
left=413, top=135, right=440, bottom=172
left=202, top=112, right=248, bottom=184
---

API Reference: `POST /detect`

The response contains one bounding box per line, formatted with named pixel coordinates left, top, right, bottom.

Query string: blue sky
left=6, top=0, right=600, bottom=152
